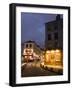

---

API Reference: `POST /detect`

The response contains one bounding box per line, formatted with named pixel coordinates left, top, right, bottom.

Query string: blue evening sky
left=21, top=12, right=62, bottom=48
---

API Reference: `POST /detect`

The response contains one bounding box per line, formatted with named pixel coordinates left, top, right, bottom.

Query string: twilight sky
left=21, top=12, right=62, bottom=48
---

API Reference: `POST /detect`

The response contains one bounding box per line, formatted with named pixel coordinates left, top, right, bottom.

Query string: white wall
left=0, top=0, right=72, bottom=89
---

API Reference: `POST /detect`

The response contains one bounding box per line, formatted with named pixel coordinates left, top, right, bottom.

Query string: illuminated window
left=46, top=51, right=50, bottom=53
left=29, top=56, right=33, bottom=59
left=25, top=56, right=27, bottom=58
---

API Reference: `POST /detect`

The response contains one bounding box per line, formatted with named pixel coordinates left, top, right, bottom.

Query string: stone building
left=22, top=40, right=44, bottom=62
left=45, top=15, right=63, bottom=66
left=45, top=15, right=63, bottom=50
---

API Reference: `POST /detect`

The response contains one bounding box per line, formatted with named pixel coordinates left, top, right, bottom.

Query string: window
left=54, top=41, right=58, bottom=48
left=48, top=34, right=51, bottom=40
left=26, top=44, right=28, bottom=48
left=54, top=25, right=58, bottom=30
left=25, top=49, right=28, bottom=52
left=54, top=32, right=58, bottom=40
left=48, top=27, right=51, bottom=31
left=30, top=44, right=32, bottom=48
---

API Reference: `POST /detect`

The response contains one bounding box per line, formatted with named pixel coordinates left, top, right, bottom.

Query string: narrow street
left=21, top=61, right=60, bottom=77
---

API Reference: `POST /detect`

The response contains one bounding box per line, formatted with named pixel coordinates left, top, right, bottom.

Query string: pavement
left=41, top=62, right=63, bottom=69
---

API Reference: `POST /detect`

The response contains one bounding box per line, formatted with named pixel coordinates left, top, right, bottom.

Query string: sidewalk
left=40, top=62, right=63, bottom=74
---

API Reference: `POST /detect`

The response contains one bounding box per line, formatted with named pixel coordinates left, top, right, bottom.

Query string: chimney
left=56, top=15, right=60, bottom=20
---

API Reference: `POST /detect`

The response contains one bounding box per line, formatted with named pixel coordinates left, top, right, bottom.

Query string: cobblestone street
left=21, top=62, right=61, bottom=77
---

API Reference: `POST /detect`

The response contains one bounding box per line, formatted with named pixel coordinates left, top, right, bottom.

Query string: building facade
left=45, top=15, right=63, bottom=66
left=22, top=41, right=44, bottom=62
left=45, top=15, right=63, bottom=50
